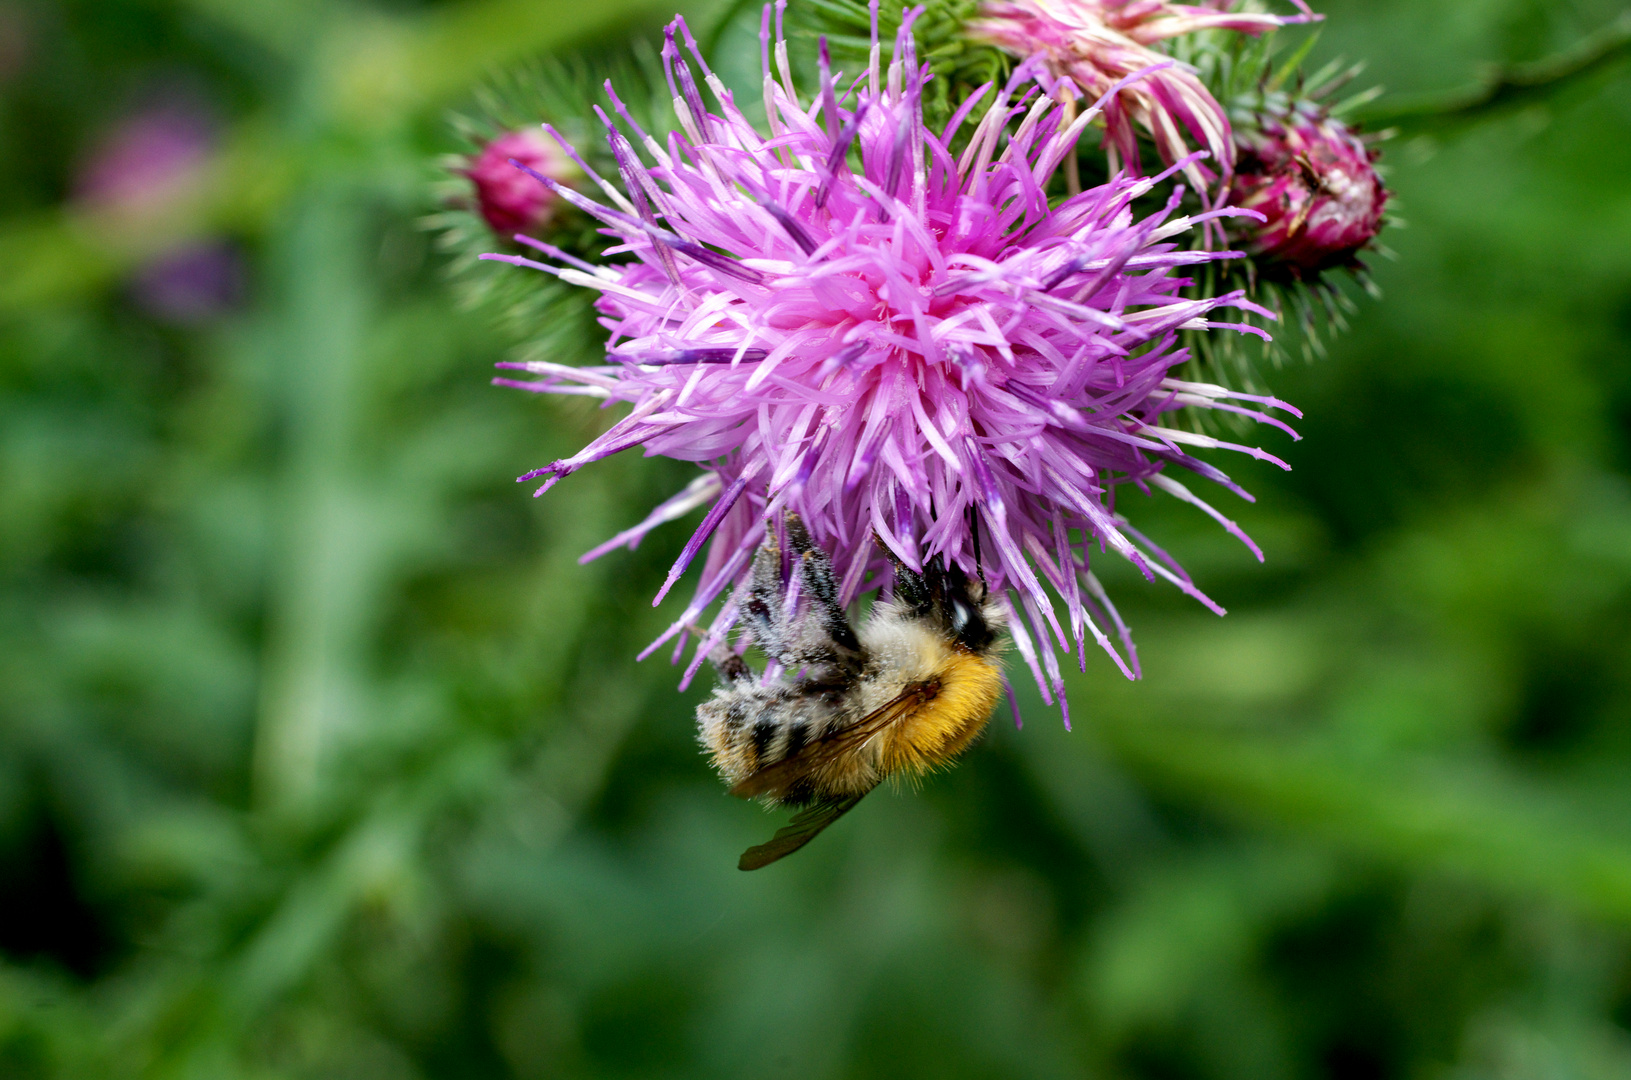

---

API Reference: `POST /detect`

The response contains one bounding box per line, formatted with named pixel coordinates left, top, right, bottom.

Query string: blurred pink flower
left=485, top=9, right=1297, bottom=714
left=970, top=0, right=1318, bottom=188
left=1231, top=103, right=1386, bottom=278
left=466, top=130, right=577, bottom=237
left=73, top=103, right=213, bottom=216
left=73, top=98, right=247, bottom=322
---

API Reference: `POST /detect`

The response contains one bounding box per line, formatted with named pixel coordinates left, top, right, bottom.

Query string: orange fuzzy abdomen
left=880, top=651, right=1003, bottom=777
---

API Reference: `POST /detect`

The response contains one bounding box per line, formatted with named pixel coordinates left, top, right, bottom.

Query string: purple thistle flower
left=483, top=5, right=1301, bottom=720
left=1230, top=101, right=1387, bottom=279
left=969, top=0, right=1319, bottom=190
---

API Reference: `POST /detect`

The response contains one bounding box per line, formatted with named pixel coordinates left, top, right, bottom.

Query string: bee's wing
left=738, top=793, right=867, bottom=871
left=728, top=684, right=932, bottom=800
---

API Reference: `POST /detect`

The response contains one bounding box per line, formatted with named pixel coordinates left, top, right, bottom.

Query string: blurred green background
left=3, top=1, right=1631, bottom=1077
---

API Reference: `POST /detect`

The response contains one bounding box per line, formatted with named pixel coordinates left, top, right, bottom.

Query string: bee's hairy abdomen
left=697, top=686, right=862, bottom=800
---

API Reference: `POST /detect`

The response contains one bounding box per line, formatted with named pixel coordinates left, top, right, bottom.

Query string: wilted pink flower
left=73, top=103, right=213, bottom=216
left=1230, top=103, right=1386, bottom=278
left=484, top=7, right=1299, bottom=718
left=970, top=0, right=1317, bottom=188
left=466, top=130, right=577, bottom=236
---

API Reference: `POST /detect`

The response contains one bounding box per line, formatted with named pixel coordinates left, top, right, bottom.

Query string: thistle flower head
left=1230, top=100, right=1386, bottom=279
left=970, top=0, right=1317, bottom=188
left=484, top=6, right=1300, bottom=719
left=466, top=129, right=578, bottom=236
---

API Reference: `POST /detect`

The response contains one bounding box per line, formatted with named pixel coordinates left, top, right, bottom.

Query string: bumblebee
left=699, top=516, right=1007, bottom=870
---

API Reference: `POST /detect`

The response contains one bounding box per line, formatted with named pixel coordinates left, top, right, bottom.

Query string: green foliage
left=1, top=1, right=1631, bottom=1078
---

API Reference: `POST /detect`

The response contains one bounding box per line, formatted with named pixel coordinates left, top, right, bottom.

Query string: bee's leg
left=924, top=553, right=968, bottom=611
left=966, top=503, right=988, bottom=593
left=742, top=530, right=790, bottom=661
left=881, top=540, right=932, bottom=615
left=785, top=517, right=861, bottom=658
left=689, top=622, right=755, bottom=683
left=709, top=646, right=753, bottom=683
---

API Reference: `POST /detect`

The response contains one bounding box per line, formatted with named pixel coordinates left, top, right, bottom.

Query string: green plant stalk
left=1357, top=10, right=1631, bottom=133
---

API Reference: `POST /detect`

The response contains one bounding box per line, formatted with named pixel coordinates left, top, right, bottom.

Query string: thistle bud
left=1231, top=105, right=1387, bottom=279
left=465, top=130, right=576, bottom=237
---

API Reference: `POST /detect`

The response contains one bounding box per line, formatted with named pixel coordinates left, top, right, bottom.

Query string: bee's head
left=891, top=554, right=1001, bottom=654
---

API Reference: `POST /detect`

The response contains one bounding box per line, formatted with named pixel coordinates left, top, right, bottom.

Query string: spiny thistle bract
left=1177, top=33, right=1393, bottom=380
left=481, top=6, right=1302, bottom=719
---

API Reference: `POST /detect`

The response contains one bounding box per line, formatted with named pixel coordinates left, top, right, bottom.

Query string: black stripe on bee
left=783, top=723, right=810, bottom=759
left=750, top=720, right=778, bottom=762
